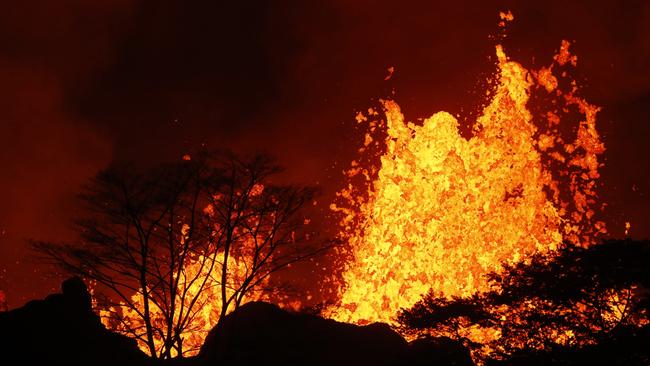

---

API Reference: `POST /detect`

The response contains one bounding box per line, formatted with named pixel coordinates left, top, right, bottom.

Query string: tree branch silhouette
left=33, top=151, right=327, bottom=358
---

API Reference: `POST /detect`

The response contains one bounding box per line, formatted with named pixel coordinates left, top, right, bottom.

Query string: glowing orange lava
left=328, top=38, right=606, bottom=325
left=100, top=249, right=263, bottom=357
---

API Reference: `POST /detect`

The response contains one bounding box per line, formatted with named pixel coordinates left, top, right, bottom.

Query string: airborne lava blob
left=328, top=39, right=606, bottom=325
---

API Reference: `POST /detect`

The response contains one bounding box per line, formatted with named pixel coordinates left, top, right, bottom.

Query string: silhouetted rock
left=0, top=284, right=474, bottom=366
left=198, top=301, right=473, bottom=366
left=0, top=277, right=149, bottom=366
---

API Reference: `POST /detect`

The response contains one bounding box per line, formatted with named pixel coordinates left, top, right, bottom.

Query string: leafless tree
left=33, top=152, right=322, bottom=358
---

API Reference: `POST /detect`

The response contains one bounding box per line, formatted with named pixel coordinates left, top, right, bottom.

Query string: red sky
left=1, top=0, right=649, bottom=308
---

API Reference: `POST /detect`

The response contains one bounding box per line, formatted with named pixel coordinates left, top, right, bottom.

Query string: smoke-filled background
left=1, top=0, right=649, bottom=308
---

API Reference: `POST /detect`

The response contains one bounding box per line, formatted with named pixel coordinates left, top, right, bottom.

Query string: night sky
left=1, top=0, right=649, bottom=308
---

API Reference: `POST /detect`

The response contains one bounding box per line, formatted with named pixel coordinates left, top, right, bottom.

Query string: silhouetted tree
left=398, top=239, right=650, bottom=364
left=33, top=152, right=322, bottom=359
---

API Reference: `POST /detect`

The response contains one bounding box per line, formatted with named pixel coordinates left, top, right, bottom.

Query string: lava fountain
left=328, top=20, right=606, bottom=325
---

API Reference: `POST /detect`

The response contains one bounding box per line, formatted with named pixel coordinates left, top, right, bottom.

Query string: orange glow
left=101, top=251, right=264, bottom=357
left=101, top=209, right=270, bottom=356
left=327, top=40, right=606, bottom=325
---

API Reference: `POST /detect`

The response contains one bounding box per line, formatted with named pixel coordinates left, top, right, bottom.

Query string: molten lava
left=100, top=250, right=263, bottom=357
left=328, top=40, right=606, bottom=325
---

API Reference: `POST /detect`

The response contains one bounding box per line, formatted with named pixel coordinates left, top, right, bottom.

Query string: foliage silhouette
left=398, top=239, right=650, bottom=364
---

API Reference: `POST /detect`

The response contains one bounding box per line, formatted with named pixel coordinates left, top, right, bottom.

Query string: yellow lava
left=100, top=249, right=263, bottom=357
left=328, top=42, right=605, bottom=325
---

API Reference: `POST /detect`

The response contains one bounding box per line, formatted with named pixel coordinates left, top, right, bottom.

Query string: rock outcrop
left=198, top=301, right=473, bottom=366
left=0, top=277, right=149, bottom=366
left=0, top=280, right=474, bottom=366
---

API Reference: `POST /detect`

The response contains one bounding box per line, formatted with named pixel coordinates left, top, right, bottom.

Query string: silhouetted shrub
left=398, top=239, right=650, bottom=364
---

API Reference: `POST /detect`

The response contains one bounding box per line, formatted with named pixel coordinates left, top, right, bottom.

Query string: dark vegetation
left=398, top=239, right=650, bottom=365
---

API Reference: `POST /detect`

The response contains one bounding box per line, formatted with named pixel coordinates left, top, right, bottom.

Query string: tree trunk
left=141, top=282, right=158, bottom=358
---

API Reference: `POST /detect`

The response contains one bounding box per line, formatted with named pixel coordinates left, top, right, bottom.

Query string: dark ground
left=0, top=277, right=472, bottom=366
